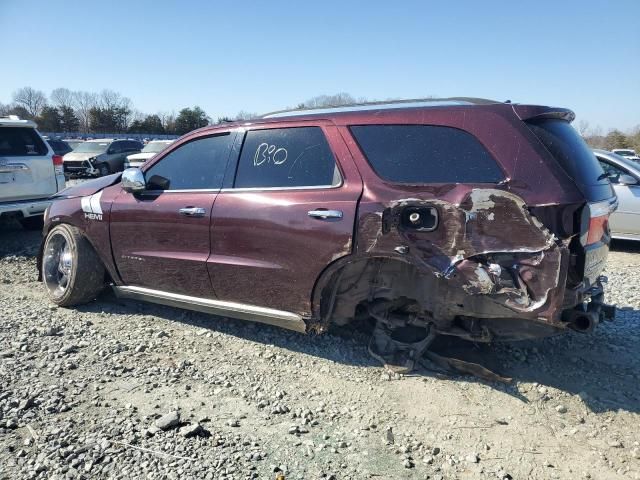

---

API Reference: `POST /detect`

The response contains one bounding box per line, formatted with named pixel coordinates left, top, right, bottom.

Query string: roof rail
left=262, top=97, right=501, bottom=119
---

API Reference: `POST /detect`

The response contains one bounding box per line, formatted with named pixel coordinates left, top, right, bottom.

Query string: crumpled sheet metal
left=357, top=188, right=568, bottom=317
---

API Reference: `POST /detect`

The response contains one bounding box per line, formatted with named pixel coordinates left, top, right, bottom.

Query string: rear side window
left=0, top=128, right=48, bottom=156
left=526, top=119, right=607, bottom=189
left=234, top=127, right=339, bottom=188
left=350, top=125, right=503, bottom=184
left=145, top=133, right=233, bottom=190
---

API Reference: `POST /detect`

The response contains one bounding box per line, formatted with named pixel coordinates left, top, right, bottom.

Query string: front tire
left=97, top=163, right=110, bottom=176
left=41, top=224, right=105, bottom=306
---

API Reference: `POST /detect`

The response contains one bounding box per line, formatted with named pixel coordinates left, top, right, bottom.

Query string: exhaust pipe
left=566, top=310, right=599, bottom=333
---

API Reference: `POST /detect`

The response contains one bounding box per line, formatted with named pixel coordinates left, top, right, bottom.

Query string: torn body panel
left=312, top=188, right=597, bottom=341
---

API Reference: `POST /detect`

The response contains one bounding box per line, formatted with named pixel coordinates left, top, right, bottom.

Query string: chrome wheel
left=43, top=232, right=73, bottom=298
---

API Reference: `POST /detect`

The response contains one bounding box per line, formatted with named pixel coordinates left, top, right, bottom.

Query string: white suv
left=0, top=116, right=66, bottom=229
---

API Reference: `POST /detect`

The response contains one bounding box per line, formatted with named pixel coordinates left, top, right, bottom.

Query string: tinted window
left=234, top=127, right=338, bottom=188
left=128, top=141, right=142, bottom=151
left=526, top=119, right=608, bottom=190
left=350, top=125, right=503, bottom=184
left=108, top=142, right=122, bottom=154
left=145, top=134, right=233, bottom=190
left=0, top=128, right=48, bottom=156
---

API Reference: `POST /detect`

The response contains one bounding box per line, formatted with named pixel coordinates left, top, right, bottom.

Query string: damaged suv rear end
left=309, top=100, right=616, bottom=370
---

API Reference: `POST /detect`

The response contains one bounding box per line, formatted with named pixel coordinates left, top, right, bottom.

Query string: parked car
left=63, top=139, right=85, bottom=151
left=124, top=140, right=174, bottom=169
left=0, top=116, right=66, bottom=229
left=46, top=138, right=73, bottom=156
left=62, top=138, right=142, bottom=177
left=39, top=99, right=617, bottom=371
left=612, top=149, right=640, bottom=162
left=594, top=149, right=640, bottom=240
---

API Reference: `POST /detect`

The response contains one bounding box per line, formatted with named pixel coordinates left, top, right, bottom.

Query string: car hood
left=52, top=173, right=121, bottom=199
left=63, top=151, right=103, bottom=161
left=126, top=152, right=155, bottom=161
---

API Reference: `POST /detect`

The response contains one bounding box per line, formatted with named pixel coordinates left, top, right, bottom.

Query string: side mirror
left=121, top=168, right=146, bottom=193
left=618, top=174, right=638, bottom=186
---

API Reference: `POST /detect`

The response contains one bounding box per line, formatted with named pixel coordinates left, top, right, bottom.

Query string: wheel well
left=310, top=256, right=441, bottom=332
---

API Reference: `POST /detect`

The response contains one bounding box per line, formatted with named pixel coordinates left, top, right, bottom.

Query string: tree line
left=5, top=88, right=637, bottom=150
left=577, top=120, right=640, bottom=153
left=0, top=86, right=259, bottom=136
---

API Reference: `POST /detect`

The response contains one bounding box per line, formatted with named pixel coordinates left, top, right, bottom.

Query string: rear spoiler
left=511, top=105, right=575, bottom=123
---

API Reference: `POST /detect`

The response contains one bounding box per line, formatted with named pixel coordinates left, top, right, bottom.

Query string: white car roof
left=0, top=115, right=37, bottom=128
left=87, top=138, right=115, bottom=142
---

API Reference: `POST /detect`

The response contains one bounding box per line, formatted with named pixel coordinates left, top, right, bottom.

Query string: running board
left=112, top=285, right=307, bottom=333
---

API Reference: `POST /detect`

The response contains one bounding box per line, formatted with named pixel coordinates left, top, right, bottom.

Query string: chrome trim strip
left=112, top=285, right=307, bottom=333
left=0, top=163, right=29, bottom=173
left=220, top=184, right=339, bottom=193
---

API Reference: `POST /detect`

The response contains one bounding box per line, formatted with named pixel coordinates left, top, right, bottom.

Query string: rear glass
left=0, top=128, right=48, bottom=156
left=349, top=125, right=504, bottom=184
left=526, top=119, right=608, bottom=188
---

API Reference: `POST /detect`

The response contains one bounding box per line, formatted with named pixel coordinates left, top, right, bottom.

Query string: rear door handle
left=178, top=207, right=206, bottom=217
left=308, top=209, right=343, bottom=219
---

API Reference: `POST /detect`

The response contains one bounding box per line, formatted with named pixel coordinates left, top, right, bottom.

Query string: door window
left=144, top=133, right=234, bottom=190
left=234, top=127, right=340, bottom=188
left=108, top=142, right=123, bottom=154
left=598, top=160, right=628, bottom=184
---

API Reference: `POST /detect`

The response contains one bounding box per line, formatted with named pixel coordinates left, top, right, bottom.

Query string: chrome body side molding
left=112, top=285, right=307, bottom=333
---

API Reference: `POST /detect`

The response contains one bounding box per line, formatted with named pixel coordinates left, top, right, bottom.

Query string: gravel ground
left=1, top=218, right=639, bottom=480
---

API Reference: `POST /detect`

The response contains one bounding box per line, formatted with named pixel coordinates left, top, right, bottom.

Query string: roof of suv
left=0, top=115, right=38, bottom=128
left=261, top=97, right=502, bottom=119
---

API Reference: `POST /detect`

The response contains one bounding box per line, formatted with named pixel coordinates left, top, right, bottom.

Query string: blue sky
left=1, top=0, right=638, bottom=130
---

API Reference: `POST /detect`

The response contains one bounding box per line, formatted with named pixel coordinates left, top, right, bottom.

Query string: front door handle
left=179, top=207, right=206, bottom=217
left=308, top=209, right=343, bottom=219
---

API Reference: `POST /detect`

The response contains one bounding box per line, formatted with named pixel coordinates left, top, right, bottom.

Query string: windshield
left=74, top=142, right=109, bottom=153
left=142, top=141, right=171, bottom=153
left=616, top=150, right=636, bottom=156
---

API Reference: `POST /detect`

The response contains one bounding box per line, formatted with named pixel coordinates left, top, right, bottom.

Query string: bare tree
left=12, top=87, right=47, bottom=117
left=235, top=110, right=259, bottom=121
left=577, top=119, right=591, bottom=137
left=0, top=102, right=10, bottom=116
left=72, top=91, right=98, bottom=133
left=50, top=88, right=75, bottom=109
left=300, top=93, right=359, bottom=108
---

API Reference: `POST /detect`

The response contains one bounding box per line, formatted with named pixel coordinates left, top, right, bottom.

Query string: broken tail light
left=52, top=155, right=64, bottom=175
left=582, top=198, right=617, bottom=246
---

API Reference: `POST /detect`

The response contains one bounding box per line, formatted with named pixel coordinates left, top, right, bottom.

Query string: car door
left=597, top=158, right=640, bottom=236
left=109, top=131, right=236, bottom=297
left=208, top=123, right=363, bottom=316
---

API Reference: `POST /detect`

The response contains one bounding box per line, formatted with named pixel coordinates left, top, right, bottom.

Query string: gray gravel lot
left=1, top=218, right=639, bottom=480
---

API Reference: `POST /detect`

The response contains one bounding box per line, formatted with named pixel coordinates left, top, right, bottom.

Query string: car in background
left=46, top=138, right=73, bottom=156
left=612, top=149, right=640, bottom=162
left=62, top=138, right=142, bottom=177
left=63, top=139, right=85, bottom=150
left=0, top=116, right=66, bottom=229
left=124, top=140, right=174, bottom=168
left=594, top=149, right=640, bottom=241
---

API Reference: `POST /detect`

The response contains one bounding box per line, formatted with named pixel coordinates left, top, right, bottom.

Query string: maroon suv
left=39, top=99, right=617, bottom=370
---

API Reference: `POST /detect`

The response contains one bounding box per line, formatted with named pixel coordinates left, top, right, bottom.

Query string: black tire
left=41, top=224, right=105, bottom=306
left=19, top=215, right=44, bottom=231
left=97, top=163, right=110, bottom=176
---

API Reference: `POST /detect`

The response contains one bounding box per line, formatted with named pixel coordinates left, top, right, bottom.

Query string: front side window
left=145, top=133, right=233, bottom=190
left=598, top=160, right=628, bottom=184
left=350, top=125, right=504, bottom=184
left=234, top=127, right=339, bottom=188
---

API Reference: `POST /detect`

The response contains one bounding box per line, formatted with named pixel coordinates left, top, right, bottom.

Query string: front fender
left=39, top=183, right=123, bottom=285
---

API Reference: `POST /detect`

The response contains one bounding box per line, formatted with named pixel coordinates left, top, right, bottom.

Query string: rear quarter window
left=349, top=125, right=504, bottom=184
left=0, top=128, right=48, bottom=156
